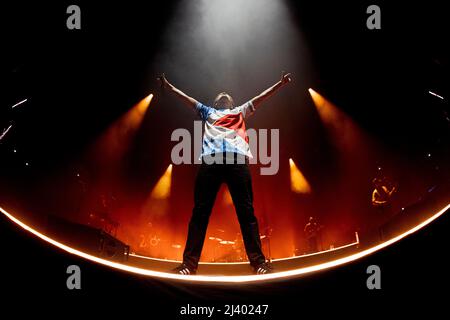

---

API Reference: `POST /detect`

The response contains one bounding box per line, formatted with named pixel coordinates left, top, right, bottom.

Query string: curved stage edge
left=1, top=202, right=449, bottom=284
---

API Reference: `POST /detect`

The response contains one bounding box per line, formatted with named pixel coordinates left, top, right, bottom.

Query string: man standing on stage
left=158, top=72, right=292, bottom=275
left=304, top=216, right=321, bottom=253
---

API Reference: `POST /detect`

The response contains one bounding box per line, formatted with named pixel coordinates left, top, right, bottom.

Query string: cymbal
left=219, top=240, right=235, bottom=245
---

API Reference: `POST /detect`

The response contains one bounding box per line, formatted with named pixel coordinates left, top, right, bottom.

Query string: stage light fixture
left=126, top=93, right=153, bottom=130
left=289, top=158, right=311, bottom=194
left=428, top=90, right=444, bottom=100
left=150, top=164, right=173, bottom=200
left=11, top=98, right=28, bottom=109
left=308, top=88, right=335, bottom=125
left=89, top=93, right=153, bottom=163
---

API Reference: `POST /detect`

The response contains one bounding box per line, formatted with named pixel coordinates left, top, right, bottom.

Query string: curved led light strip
left=1, top=203, right=449, bottom=283
left=130, top=240, right=360, bottom=264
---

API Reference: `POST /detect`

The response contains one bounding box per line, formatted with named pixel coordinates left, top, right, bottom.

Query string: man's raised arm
left=250, top=72, right=292, bottom=109
left=157, top=73, right=198, bottom=110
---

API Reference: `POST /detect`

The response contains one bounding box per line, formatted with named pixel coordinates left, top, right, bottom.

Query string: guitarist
left=304, top=216, right=322, bottom=253
left=371, top=177, right=397, bottom=209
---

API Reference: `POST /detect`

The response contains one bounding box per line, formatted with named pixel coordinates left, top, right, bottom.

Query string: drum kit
left=135, top=227, right=272, bottom=262
left=207, top=227, right=272, bottom=262
left=208, top=234, right=244, bottom=262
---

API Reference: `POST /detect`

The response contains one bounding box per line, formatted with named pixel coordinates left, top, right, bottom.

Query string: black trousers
left=182, top=155, right=266, bottom=270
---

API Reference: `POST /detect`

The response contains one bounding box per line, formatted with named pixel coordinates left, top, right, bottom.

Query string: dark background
left=1, top=0, right=448, bottom=258
left=0, top=0, right=449, bottom=314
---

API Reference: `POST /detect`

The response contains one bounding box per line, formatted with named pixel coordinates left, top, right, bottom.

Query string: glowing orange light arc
left=0, top=203, right=448, bottom=283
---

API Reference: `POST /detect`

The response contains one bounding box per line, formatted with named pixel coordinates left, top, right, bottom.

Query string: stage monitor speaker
left=45, top=215, right=129, bottom=262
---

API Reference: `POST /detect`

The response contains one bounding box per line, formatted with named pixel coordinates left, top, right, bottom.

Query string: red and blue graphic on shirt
left=195, top=101, right=255, bottom=159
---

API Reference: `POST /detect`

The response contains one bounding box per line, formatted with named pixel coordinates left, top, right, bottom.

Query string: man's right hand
left=157, top=73, right=169, bottom=88
left=280, top=71, right=292, bottom=85
left=156, top=73, right=198, bottom=109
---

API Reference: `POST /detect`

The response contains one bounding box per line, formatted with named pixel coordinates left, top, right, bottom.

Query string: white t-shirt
left=195, top=101, right=256, bottom=159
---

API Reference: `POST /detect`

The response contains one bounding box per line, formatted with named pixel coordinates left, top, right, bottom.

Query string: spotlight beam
left=150, top=164, right=173, bottom=199
left=289, top=158, right=311, bottom=194
left=88, top=93, right=153, bottom=165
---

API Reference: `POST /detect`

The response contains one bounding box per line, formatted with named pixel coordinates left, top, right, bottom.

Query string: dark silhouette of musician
left=371, top=177, right=397, bottom=213
left=304, top=216, right=321, bottom=253
left=371, top=176, right=398, bottom=240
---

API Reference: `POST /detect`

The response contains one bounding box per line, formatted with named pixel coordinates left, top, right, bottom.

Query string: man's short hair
left=213, top=92, right=235, bottom=108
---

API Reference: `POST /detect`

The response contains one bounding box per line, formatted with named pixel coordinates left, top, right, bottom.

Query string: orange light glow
left=308, top=88, right=365, bottom=150
left=91, top=93, right=154, bottom=164
left=150, top=164, right=173, bottom=200
left=308, top=88, right=340, bottom=127
left=129, top=93, right=153, bottom=129
left=223, top=187, right=233, bottom=205
left=0, top=203, right=448, bottom=283
left=142, top=164, right=173, bottom=219
left=289, top=158, right=311, bottom=194
left=308, top=87, right=376, bottom=181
